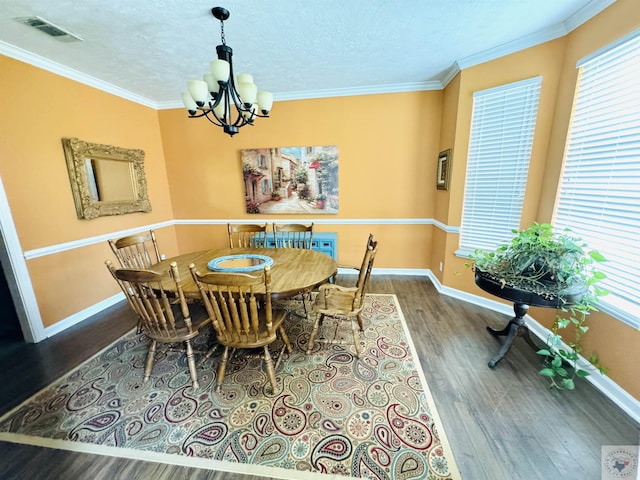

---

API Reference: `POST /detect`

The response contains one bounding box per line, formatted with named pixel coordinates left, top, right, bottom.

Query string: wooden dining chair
left=273, top=223, right=314, bottom=249
left=109, top=230, right=161, bottom=269
left=106, top=260, right=211, bottom=389
left=108, top=230, right=163, bottom=332
left=189, top=263, right=292, bottom=393
left=306, top=234, right=378, bottom=358
left=106, top=259, right=147, bottom=333
left=227, top=223, right=268, bottom=248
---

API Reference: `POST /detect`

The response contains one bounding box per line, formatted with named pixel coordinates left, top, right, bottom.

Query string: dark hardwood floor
left=0, top=275, right=638, bottom=479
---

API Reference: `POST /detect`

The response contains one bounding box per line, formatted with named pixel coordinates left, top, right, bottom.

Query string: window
left=553, top=31, right=640, bottom=328
left=458, top=77, right=542, bottom=254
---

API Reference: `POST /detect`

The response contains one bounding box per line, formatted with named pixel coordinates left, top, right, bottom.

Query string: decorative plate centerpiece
left=207, top=254, right=274, bottom=273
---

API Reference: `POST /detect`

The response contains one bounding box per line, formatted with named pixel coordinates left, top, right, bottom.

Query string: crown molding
left=564, top=0, right=617, bottom=32
left=440, top=63, right=462, bottom=88
left=0, top=40, right=158, bottom=109
left=156, top=81, right=444, bottom=109
left=271, top=82, right=443, bottom=102
left=156, top=100, right=184, bottom=110
left=456, top=23, right=569, bottom=71
left=456, top=0, right=616, bottom=71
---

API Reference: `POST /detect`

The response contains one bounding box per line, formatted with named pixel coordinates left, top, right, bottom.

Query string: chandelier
left=181, top=7, right=273, bottom=137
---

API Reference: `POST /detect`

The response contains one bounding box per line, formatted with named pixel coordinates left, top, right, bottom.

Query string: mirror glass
left=62, top=137, right=151, bottom=219
left=84, top=158, right=137, bottom=202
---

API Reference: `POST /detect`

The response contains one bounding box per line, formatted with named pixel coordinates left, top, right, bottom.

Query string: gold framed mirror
left=62, top=137, right=151, bottom=220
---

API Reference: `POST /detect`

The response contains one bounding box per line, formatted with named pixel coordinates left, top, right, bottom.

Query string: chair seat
left=144, top=322, right=206, bottom=343
left=312, top=285, right=361, bottom=317
left=144, top=301, right=210, bottom=342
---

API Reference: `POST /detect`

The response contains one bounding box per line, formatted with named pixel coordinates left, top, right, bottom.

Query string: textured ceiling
left=0, top=0, right=616, bottom=108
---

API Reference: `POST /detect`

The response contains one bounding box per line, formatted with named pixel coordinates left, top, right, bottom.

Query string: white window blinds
left=459, top=77, right=542, bottom=254
left=554, top=31, right=640, bottom=328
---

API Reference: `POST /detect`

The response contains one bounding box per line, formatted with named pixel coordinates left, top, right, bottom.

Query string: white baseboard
left=337, top=267, right=431, bottom=276
left=51, top=268, right=640, bottom=425
left=44, top=293, right=125, bottom=338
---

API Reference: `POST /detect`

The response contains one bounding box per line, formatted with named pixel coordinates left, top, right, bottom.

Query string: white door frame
left=0, top=176, right=45, bottom=342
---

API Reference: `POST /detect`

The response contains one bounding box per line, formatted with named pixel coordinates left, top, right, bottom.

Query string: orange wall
left=438, top=73, right=460, bottom=225
left=0, top=56, right=178, bottom=326
left=158, top=92, right=443, bottom=269
left=428, top=73, right=460, bottom=284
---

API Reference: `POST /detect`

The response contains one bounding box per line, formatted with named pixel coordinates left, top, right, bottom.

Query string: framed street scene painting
left=242, top=145, right=338, bottom=214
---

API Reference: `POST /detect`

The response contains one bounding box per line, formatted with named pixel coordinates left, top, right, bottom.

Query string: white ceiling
left=0, top=0, right=616, bottom=109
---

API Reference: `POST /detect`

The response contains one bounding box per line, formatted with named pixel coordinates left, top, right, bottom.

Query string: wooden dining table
left=150, top=247, right=338, bottom=301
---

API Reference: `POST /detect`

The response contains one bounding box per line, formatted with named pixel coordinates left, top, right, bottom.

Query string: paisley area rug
left=0, top=294, right=460, bottom=480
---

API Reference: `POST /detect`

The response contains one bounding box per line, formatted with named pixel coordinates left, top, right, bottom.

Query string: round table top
left=151, top=247, right=337, bottom=299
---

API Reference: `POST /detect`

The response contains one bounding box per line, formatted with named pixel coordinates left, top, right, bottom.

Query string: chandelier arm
left=201, top=110, right=227, bottom=127
left=212, top=88, right=249, bottom=134
left=186, top=110, right=211, bottom=120
left=187, top=108, right=225, bottom=128
left=232, top=114, right=251, bottom=128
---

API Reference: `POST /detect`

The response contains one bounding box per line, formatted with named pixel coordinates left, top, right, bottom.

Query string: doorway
left=0, top=257, right=22, bottom=340
left=0, top=176, right=44, bottom=343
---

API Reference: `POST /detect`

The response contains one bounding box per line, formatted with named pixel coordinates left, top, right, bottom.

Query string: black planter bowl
left=474, top=270, right=587, bottom=308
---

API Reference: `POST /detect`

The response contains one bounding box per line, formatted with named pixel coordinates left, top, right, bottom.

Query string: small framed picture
left=436, top=149, right=451, bottom=190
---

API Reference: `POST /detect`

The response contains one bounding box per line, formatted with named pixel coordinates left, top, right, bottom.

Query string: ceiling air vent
left=15, top=16, right=83, bottom=43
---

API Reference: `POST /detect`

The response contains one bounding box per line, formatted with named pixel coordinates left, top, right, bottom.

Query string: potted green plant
left=470, top=223, right=608, bottom=389
left=315, top=193, right=326, bottom=209
left=271, top=191, right=281, bottom=201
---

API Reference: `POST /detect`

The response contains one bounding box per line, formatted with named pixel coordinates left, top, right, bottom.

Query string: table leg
left=301, top=290, right=312, bottom=320
left=487, top=302, right=535, bottom=368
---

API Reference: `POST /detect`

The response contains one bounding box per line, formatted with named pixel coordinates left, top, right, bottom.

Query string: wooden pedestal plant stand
left=470, top=223, right=607, bottom=390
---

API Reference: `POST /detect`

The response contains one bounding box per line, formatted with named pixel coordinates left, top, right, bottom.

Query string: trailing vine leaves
left=469, top=223, right=608, bottom=390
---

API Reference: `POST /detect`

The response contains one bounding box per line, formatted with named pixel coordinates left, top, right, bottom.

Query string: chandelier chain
left=219, top=19, right=226, bottom=46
